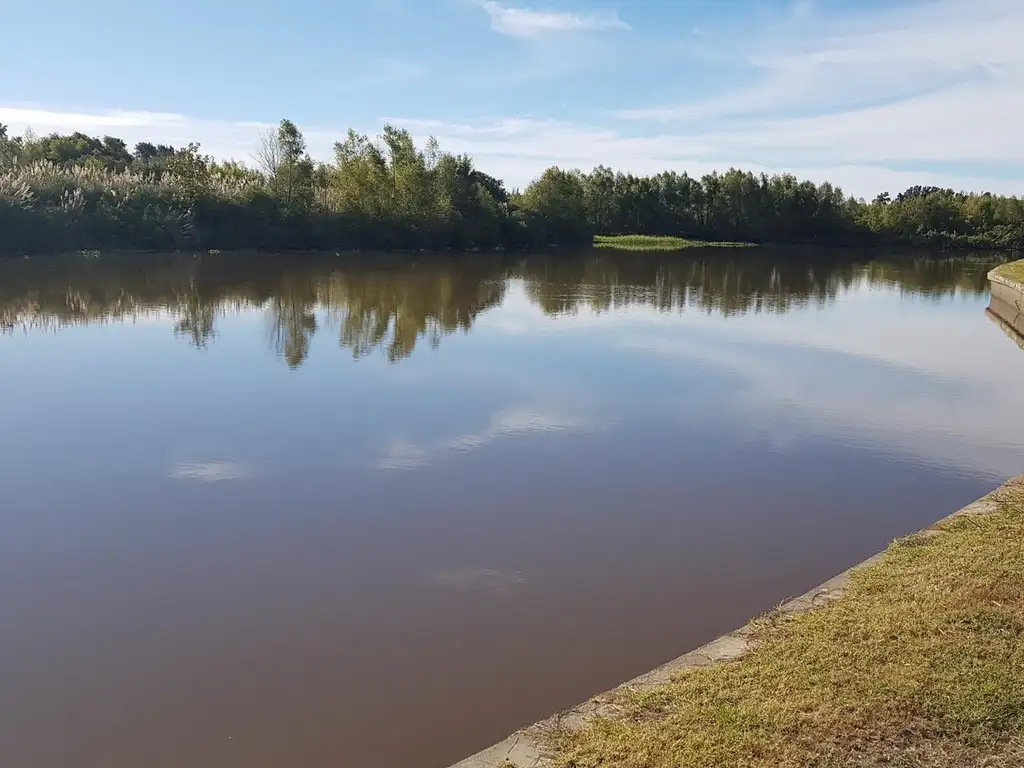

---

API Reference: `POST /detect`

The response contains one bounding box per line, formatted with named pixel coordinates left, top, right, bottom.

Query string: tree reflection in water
left=0, top=250, right=1004, bottom=367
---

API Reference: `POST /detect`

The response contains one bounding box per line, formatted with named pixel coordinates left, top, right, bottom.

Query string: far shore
left=1, top=237, right=1020, bottom=260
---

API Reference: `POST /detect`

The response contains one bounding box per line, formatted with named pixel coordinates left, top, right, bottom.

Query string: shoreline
left=449, top=474, right=1024, bottom=768
left=0, top=240, right=1020, bottom=261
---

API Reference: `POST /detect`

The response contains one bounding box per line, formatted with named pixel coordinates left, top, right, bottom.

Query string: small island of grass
left=593, top=235, right=757, bottom=251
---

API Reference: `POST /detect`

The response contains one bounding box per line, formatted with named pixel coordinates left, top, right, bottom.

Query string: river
left=2, top=250, right=1023, bottom=768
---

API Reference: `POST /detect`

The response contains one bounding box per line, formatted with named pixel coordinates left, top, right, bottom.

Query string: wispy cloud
left=475, top=0, right=629, bottom=39
left=383, top=0, right=1024, bottom=194
left=444, top=406, right=589, bottom=453
left=432, top=567, right=527, bottom=592
left=375, top=440, right=430, bottom=472
left=625, top=0, right=1024, bottom=121
left=0, top=107, right=187, bottom=130
left=375, top=405, right=594, bottom=472
left=169, top=461, right=255, bottom=483
left=0, top=105, right=263, bottom=160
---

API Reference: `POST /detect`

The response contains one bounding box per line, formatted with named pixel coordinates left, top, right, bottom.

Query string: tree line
left=0, top=251, right=1001, bottom=366
left=1, top=120, right=1022, bottom=254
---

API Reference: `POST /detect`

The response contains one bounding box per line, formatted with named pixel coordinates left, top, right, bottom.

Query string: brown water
left=2, top=251, right=1023, bottom=768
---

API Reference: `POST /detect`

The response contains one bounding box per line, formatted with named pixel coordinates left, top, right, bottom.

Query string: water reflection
left=375, top=406, right=597, bottom=473
left=169, top=461, right=256, bottom=483
left=1, top=249, right=1023, bottom=768
left=987, top=309, right=1024, bottom=352
left=517, top=252, right=998, bottom=317
left=0, top=254, right=507, bottom=366
left=0, top=251, right=1001, bottom=368
left=432, top=568, right=528, bottom=592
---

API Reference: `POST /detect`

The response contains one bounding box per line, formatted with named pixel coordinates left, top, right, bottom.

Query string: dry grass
left=992, top=260, right=1024, bottom=285
left=593, top=235, right=757, bottom=251
left=548, top=480, right=1024, bottom=768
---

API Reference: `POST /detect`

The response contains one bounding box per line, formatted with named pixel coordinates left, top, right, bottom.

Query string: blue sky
left=2, top=0, right=1022, bottom=197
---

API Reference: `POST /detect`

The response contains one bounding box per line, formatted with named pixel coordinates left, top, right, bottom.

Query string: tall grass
left=0, top=161, right=261, bottom=253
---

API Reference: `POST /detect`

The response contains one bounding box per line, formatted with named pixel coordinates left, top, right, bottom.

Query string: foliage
left=0, top=119, right=1022, bottom=254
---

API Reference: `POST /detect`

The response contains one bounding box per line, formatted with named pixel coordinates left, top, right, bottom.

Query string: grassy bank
left=543, top=478, right=1024, bottom=768
left=992, top=259, right=1024, bottom=284
left=594, top=234, right=757, bottom=251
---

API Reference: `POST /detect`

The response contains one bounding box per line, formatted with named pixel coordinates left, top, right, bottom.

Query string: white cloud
left=169, top=461, right=255, bottom=483
left=476, top=0, right=629, bottom=39
left=375, top=439, right=430, bottom=472
left=374, top=404, right=594, bottom=472
left=432, top=567, right=527, bottom=591
left=0, top=107, right=187, bottom=130
left=445, top=406, right=589, bottom=452
left=0, top=105, right=265, bottom=162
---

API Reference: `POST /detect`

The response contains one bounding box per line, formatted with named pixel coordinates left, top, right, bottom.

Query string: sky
left=2, top=0, right=1022, bottom=197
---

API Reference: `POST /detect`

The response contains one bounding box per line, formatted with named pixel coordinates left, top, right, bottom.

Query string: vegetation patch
left=992, top=259, right=1024, bottom=285
left=594, top=235, right=757, bottom=251
left=546, top=480, right=1024, bottom=768
left=2, top=120, right=1023, bottom=254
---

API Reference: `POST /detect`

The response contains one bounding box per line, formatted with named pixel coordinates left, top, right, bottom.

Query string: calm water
left=2, top=251, right=1024, bottom=768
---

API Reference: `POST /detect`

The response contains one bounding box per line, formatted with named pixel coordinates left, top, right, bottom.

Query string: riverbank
left=454, top=475, right=1024, bottom=768
left=4, top=241, right=1017, bottom=261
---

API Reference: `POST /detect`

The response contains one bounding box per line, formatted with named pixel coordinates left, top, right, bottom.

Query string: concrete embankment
left=988, top=260, right=1024, bottom=349
left=448, top=475, right=1024, bottom=768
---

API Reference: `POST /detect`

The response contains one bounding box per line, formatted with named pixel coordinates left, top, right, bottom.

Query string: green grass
left=992, top=259, right=1024, bottom=285
left=544, top=479, right=1024, bottom=768
left=593, top=234, right=757, bottom=251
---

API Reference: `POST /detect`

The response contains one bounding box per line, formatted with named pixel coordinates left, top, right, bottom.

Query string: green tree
left=520, top=167, right=591, bottom=245
left=0, top=124, right=21, bottom=170
left=256, top=119, right=314, bottom=212
left=165, top=143, right=212, bottom=205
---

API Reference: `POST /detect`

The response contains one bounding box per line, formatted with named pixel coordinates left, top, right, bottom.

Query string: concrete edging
left=988, top=264, right=1024, bottom=295
left=988, top=265, right=1024, bottom=343
left=447, top=477, right=1022, bottom=768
